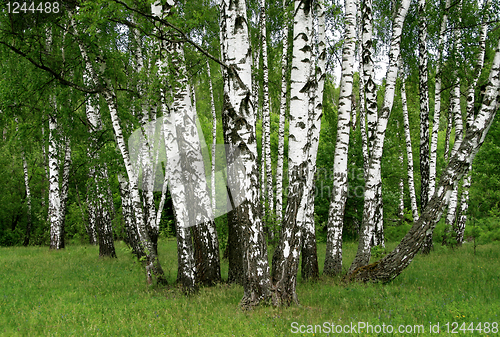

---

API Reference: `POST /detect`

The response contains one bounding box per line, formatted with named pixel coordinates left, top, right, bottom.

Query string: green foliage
left=464, top=209, right=500, bottom=245
left=385, top=222, right=412, bottom=243
left=371, top=245, right=387, bottom=259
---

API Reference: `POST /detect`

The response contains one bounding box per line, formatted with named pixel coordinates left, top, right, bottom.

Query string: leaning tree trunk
left=348, top=0, right=411, bottom=274
left=220, top=0, right=271, bottom=308
left=323, top=0, right=357, bottom=277
left=272, top=0, right=314, bottom=306
left=71, top=16, right=167, bottom=282
left=418, top=0, right=430, bottom=212
left=345, top=36, right=500, bottom=283
left=423, top=0, right=451, bottom=254
left=402, top=81, right=419, bottom=222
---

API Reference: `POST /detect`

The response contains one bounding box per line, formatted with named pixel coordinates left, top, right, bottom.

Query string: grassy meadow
left=1, top=239, right=499, bottom=336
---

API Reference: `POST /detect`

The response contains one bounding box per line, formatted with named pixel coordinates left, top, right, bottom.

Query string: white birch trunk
left=323, top=0, right=357, bottom=276
left=58, top=136, right=72, bottom=250
left=220, top=0, right=271, bottom=307
left=428, top=0, right=451, bottom=198
left=361, top=0, right=377, bottom=151
left=22, top=151, right=32, bottom=246
left=402, top=81, right=419, bottom=222
left=260, top=0, right=274, bottom=223
left=443, top=77, right=463, bottom=245
left=301, top=0, right=326, bottom=280
left=348, top=0, right=411, bottom=273
left=346, top=36, right=500, bottom=283
left=272, top=0, right=314, bottom=305
left=207, top=59, right=217, bottom=216
left=456, top=0, right=490, bottom=244
left=71, top=11, right=166, bottom=282
left=418, top=0, right=430, bottom=209
left=48, top=107, right=62, bottom=250
left=276, top=0, right=291, bottom=226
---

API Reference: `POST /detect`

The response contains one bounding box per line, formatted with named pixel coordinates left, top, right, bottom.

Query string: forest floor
left=1, top=239, right=499, bottom=336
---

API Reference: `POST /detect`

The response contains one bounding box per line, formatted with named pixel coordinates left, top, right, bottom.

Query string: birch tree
left=271, top=0, right=315, bottom=305
left=48, top=107, right=63, bottom=250
left=276, top=0, right=291, bottom=227
left=323, top=0, right=357, bottom=277
left=346, top=36, right=500, bottom=282
left=301, top=0, right=327, bottom=280
left=220, top=0, right=271, bottom=307
left=455, top=0, right=490, bottom=245
left=260, top=0, right=274, bottom=225
left=418, top=0, right=430, bottom=211
left=402, top=81, right=419, bottom=221
left=70, top=9, right=167, bottom=284
left=348, top=0, right=411, bottom=273
left=423, top=0, right=451, bottom=253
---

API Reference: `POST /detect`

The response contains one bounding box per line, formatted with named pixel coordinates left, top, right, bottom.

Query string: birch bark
left=276, top=0, right=291, bottom=227
left=423, top=0, right=451, bottom=253
left=272, top=0, right=314, bottom=305
left=260, top=0, right=274, bottom=224
left=455, top=0, right=490, bottom=244
left=418, top=0, right=430, bottom=210
left=301, top=0, right=326, bottom=280
left=348, top=0, right=411, bottom=273
left=323, top=0, right=356, bottom=276
left=48, top=108, right=63, bottom=250
left=220, top=0, right=271, bottom=307
left=346, top=36, right=500, bottom=282
left=402, top=81, right=419, bottom=221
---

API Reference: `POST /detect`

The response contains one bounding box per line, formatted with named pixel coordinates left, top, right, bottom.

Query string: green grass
left=1, top=240, right=499, bottom=336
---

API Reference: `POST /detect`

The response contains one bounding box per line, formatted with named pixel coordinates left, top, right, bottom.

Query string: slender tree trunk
left=22, top=151, right=32, bottom=246
left=443, top=75, right=463, bottom=245
left=348, top=0, right=411, bottom=273
left=301, top=0, right=326, bottom=281
left=360, top=0, right=383, bottom=248
left=48, top=108, right=63, bottom=250
left=418, top=0, right=430, bottom=211
left=73, top=19, right=166, bottom=280
left=161, top=107, right=197, bottom=293
left=58, top=136, right=72, bottom=250
left=220, top=0, right=271, bottom=307
left=276, top=0, right=290, bottom=228
left=455, top=0, right=490, bottom=244
left=272, top=0, right=314, bottom=305
left=402, top=81, right=419, bottom=222
left=423, top=0, right=451, bottom=254
left=345, top=36, right=500, bottom=283
left=207, top=59, right=217, bottom=217
left=260, top=0, right=274, bottom=228
left=118, top=174, right=144, bottom=259
left=362, top=0, right=377, bottom=152
left=323, top=0, right=357, bottom=277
